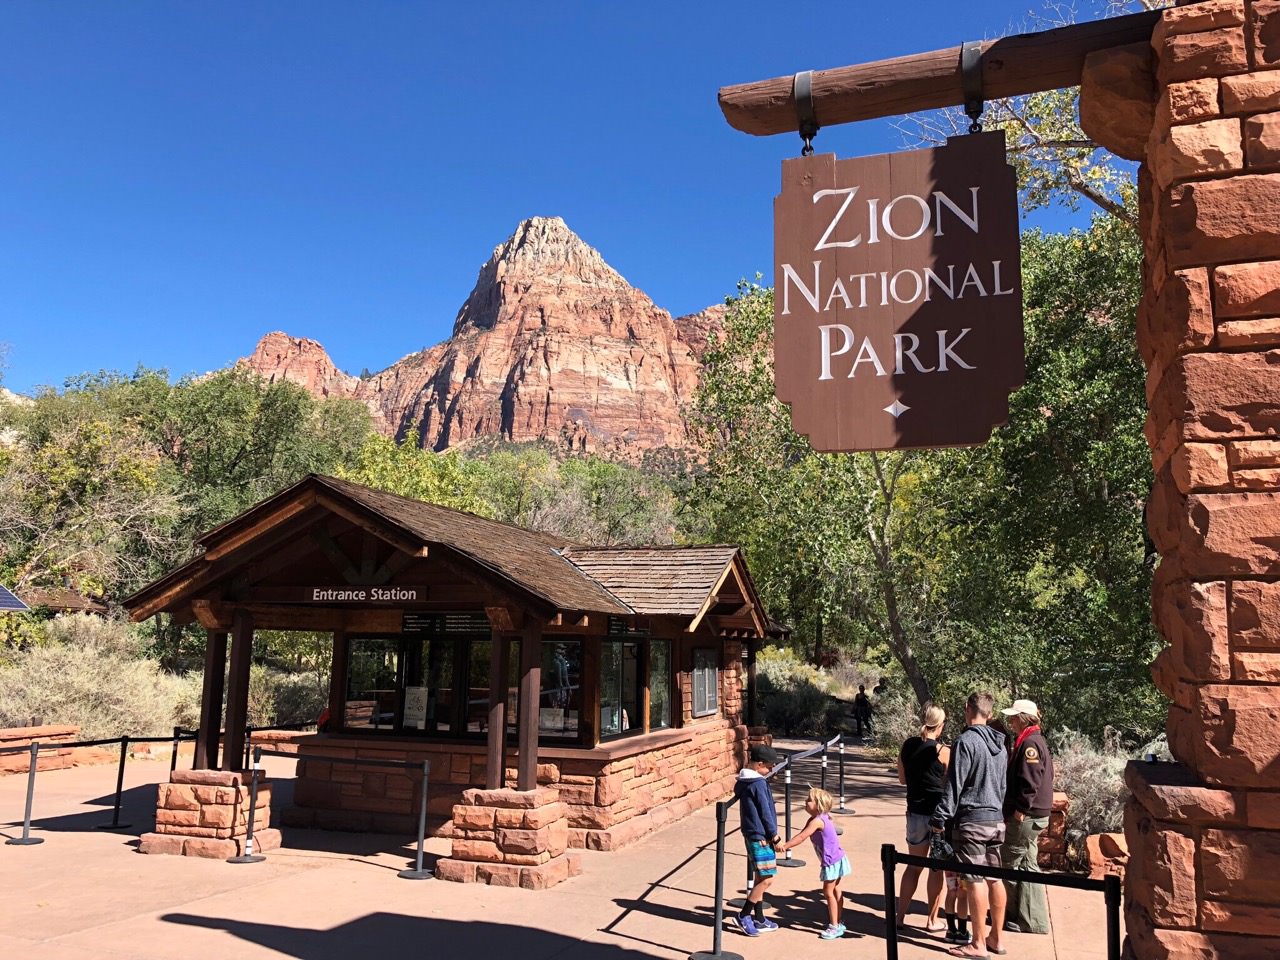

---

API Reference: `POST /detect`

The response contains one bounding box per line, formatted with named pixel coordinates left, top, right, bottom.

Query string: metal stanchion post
left=777, top=760, right=804, bottom=868
left=834, top=738, right=855, bottom=816
left=228, top=746, right=266, bottom=864
left=97, top=736, right=133, bottom=830
left=1104, top=873, right=1122, bottom=960
left=689, top=800, right=743, bottom=960
left=398, top=760, right=433, bottom=879
left=881, top=844, right=899, bottom=960
left=170, top=726, right=180, bottom=774
left=243, top=726, right=253, bottom=772
left=6, top=742, right=44, bottom=846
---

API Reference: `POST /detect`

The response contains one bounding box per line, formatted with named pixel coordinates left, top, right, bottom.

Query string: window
left=345, top=637, right=400, bottom=730
left=650, top=640, right=672, bottom=730
left=400, top=636, right=454, bottom=734
left=692, top=647, right=719, bottom=718
left=464, top=638, right=520, bottom=736
left=540, top=640, right=582, bottom=739
left=600, top=639, right=642, bottom=738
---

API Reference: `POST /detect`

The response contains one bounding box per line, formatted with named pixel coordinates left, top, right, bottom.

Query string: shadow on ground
left=164, top=913, right=666, bottom=960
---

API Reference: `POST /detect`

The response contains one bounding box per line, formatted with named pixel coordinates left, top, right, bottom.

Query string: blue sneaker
left=820, top=924, right=845, bottom=940
left=731, top=915, right=760, bottom=937
left=756, top=918, right=779, bottom=932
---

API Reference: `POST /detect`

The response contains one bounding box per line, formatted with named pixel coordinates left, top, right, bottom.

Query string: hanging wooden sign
left=773, top=132, right=1024, bottom=451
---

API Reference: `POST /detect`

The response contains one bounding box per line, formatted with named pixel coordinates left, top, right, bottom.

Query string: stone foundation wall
left=139, top=768, right=281, bottom=859
left=1122, top=1, right=1280, bottom=955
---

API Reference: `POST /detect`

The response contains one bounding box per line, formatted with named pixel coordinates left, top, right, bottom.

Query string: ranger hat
left=1000, top=698, right=1040, bottom=718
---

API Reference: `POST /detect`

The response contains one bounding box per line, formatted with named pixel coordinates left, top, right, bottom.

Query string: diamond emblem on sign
left=884, top=400, right=910, bottom=418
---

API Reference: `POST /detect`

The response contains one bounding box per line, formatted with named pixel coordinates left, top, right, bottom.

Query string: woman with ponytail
left=895, top=703, right=951, bottom=932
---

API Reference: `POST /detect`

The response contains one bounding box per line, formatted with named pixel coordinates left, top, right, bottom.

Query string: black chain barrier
left=253, top=747, right=433, bottom=880
left=0, top=722, right=312, bottom=849
left=880, top=844, right=1122, bottom=960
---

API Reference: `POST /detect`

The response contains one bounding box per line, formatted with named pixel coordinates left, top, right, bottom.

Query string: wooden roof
left=17, top=587, right=108, bottom=615
left=124, top=474, right=767, bottom=635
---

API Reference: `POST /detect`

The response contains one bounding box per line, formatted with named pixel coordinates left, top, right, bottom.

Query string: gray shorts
left=955, top=821, right=1005, bottom=883
left=905, top=812, right=933, bottom=847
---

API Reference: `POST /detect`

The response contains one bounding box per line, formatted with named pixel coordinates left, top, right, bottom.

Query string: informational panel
left=403, top=686, right=429, bottom=730
left=773, top=132, right=1024, bottom=451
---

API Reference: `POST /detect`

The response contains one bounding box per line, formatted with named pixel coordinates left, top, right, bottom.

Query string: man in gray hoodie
left=930, top=692, right=1008, bottom=959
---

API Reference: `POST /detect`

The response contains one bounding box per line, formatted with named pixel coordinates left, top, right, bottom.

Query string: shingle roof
left=17, top=587, right=108, bottom=614
left=312, top=476, right=631, bottom=616
left=563, top=546, right=740, bottom=616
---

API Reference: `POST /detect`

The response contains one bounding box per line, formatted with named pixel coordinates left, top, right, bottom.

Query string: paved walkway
left=0, top=739, right=1115, bottom=960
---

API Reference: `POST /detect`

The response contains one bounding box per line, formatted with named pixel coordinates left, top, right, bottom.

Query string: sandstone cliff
left=243, top=217, right=723, bottom=455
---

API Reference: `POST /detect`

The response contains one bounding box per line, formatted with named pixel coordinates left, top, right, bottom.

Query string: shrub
left=171, top=670, right=205, bottom=730
left=0, top=643, right=180, bottom=737
left=1049, top=727, right=1130, bottom=835
left=869, top=688, right=928, bottom=760
left=756, top=645, right=843, bottom=737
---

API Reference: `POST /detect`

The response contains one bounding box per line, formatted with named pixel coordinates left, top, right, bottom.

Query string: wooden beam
left=202, top=492, right=318, bottom=562
left=221, top=610, right=254, bottom=772
left=195, top=630, right=227, bottom=770
left=192, top=599, right=230, bottom=631
left=315, top=494, right=429, bottom=559
left=517, top=621, right=543, bottom=790
left=485, top=627, right=510, bottom=789
left=718, top=9, right=1160, bottom=136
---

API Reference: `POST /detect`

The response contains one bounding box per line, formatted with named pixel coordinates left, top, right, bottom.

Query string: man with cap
left=732, top=743, right=782, bottom=936
left=1000, top=698, right=1055, bottom=935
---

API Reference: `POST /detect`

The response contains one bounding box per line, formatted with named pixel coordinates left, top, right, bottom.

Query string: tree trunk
left=813, top=613, right=824, bottom=667
left=879, top=573, right=933, bottom=706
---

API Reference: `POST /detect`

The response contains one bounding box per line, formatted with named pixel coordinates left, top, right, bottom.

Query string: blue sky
left=1, top=1, right=1091, bottom=395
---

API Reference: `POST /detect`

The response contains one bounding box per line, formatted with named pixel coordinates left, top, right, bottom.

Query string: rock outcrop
left=243, top=217, right=723, bottom=456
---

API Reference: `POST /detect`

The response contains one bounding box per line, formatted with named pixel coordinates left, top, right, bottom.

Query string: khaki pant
left=1001, top=815, right=1050, bottom=934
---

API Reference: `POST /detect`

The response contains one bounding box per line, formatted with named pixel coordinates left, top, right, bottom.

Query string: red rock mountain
left=243, top=217, right=723, bottom=456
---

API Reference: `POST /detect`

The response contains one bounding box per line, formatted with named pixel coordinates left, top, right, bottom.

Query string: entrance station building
left=125, top=475, right=768, bottom=865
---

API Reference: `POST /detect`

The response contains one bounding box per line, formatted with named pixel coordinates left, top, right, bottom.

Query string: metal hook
left=961, top=41, right=984, bottom=134
left=793, top=70, right=820, bottom=156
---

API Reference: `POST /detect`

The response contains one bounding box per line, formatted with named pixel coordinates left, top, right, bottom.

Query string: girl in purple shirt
left=778, top=787, right=850, bottom=939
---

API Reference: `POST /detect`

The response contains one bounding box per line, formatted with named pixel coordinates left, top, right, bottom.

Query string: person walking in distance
left=896, top=704, right=951, bottom=932
left=930, top=692, right=1009, bottom=959
left=732, top=744, right=782, bottom=936
left=852, top=685, right=872, bottom=738
left=1000, top=699, right=1055, bottom=935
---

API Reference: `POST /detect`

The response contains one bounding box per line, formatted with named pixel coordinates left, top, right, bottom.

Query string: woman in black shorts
left=896, top=703, right=950, bottom=930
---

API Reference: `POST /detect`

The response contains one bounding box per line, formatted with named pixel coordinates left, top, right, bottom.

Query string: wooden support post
left=517, top=622, right=542, bottom=790
left=747, top=635, right=759, bottom=729
left=329, top=627, right=347, bottom=735
left=717, top=9, right=1160, bottom=136
left=486, top=627, right=510, bottom=790
left=221, top=610, right=254, bottom=772
left=195, top=630, right=228, bottom=770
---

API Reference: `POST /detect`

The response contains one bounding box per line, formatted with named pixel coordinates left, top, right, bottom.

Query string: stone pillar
left=138, top=768, right=281, bottom=859
left=435, top=786, right=581, bottom=889
left=1127, top=1, right=1280, bottom=954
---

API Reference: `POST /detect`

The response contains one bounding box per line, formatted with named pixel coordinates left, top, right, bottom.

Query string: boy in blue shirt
left=733, top=744, right=782, bottom=936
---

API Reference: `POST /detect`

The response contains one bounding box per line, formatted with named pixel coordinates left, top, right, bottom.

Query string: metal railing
left=253, top=746, right=433, bottom=879
left=880, top=843, right=1122, bottom=960
left=1, top=722, right=313, bottom=848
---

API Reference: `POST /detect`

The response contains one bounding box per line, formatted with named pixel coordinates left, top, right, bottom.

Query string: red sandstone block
left=239, top=828, right=281, bottom=855
left=1233, top=466, right=1280, bottom=488
left=1202, top=826, right=1280, bottom=902
left=1216, top=260, right=1280, bottom=316
left=1125, top=760, right=1243, bottom=824
left=435, top=857, right=478, bottom=883
left=519, top=855, right=571, bottom=890
left=1124, top=801, right=1199, bottom=927
left=156, top=808, right=200, bottom=828
left=452, top=838, right=502, bottom=862
left=522, top=803, right=566, bottom=830
left=453, top=804, right=496, bottom=830
left=1197, top=684, right=1280, bottom=785
left=1165, top=174, right=1280, bottom=267
left=1246, top=792, right=1280, bottom=828
left=200, top=805, right=236, bottom=829
left=496, top=826, right=548, bottom=855
left=1254, top=0, right=1280, bottom=68
left=171, top=770, right=242, bottom=788
left=1135, top=267, right=1212, bottom=368
left=1223, top=71, right=1280, bottom=112
left=1233, top=650, right=1280, bottom=679
left=184, top=837, right=239, bottom=859
left=1153, top=576, right=1230, bottom=679
left=1162, top=77, right=1221, bottom=125
left=1247, top=111, right=1280, bottom=168
left=1217, top=316, right=1280, bottom=346
left=476, top=863, right=522, bottom=887
left=1157, top=24, right=1250, bottom=85
left=158, top=784, right=200, bottom=811
left=138, top=832, right=185, bottom=856
left=1204, top=899, right=1280, bottom=935
left=190, top=785, right=237, bottom=805
left=504, top=851, right=552, bottom=866
left=1171, top=442, right=1229, bottom=492
left=1155, top=0, right=1245, bottom=42
left=1152, top=117, right=1245, bottom=187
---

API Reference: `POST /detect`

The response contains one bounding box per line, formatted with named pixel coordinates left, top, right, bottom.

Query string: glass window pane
left=345, top=637, right=399, bottom=730
left=540, top=641, right=581, bottom=738
left=651, top=640, right=671, bottom=730
left=399, top=637, right=454, bottom=734
left=693, top=648, right=718, bottom=717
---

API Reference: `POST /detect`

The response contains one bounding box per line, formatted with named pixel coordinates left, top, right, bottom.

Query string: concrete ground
left=0, top=739, right=1115, bottom=960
